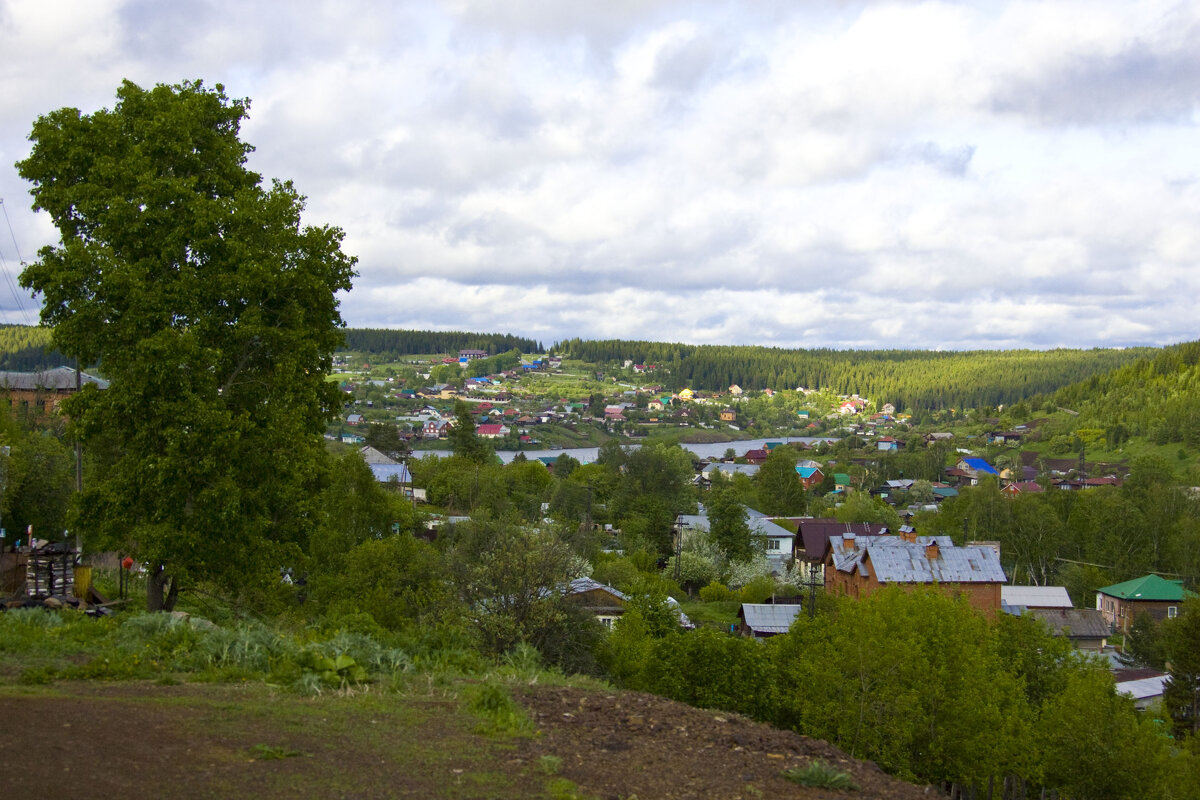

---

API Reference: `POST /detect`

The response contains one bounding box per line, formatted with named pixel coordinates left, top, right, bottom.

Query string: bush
left=698, top=581, right=733, bottom=603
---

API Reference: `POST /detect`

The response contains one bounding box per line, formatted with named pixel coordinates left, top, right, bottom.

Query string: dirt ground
left=0, top=681, right=936, bottom=800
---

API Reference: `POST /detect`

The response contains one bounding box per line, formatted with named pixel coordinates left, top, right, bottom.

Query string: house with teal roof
left=1096, top=574, right=1197, bottom=633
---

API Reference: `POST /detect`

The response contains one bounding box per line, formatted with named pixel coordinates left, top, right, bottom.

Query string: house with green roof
left=1096, top=574, right=1197, bottom=633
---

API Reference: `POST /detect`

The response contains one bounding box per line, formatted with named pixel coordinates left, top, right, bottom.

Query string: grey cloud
left=906, top=142, right=975, bottom=176
left=650, top=32, right=732, bottom=92
left=991, top=35, right=1200, bottom=125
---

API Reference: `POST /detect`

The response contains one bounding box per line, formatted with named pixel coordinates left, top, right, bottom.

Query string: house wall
left=824, top=557, right=1002, bottom=614
left=1097, top=595, right=1180, bottom=633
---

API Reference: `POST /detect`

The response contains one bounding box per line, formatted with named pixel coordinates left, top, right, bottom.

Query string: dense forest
left=556, top=338, right=1154, bottom=411
left=0, top=324, right=67, bottom=371
left=340, top=328, right=542, bottom=358
left=1051, top=340, right=1200, bottom=448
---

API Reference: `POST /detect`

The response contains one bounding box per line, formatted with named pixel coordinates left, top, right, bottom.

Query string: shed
left=738, top=603, right=803, bottom=638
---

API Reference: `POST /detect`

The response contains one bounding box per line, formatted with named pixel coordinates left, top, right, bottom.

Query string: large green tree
left=17, top=80, right=356, bottom=610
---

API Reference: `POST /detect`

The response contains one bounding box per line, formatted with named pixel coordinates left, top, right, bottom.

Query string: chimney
left=841, top=532, right=857, bottom=550
left=899, top=529, right=917, bottom=543
left=925, top=541, right=940, bottom=560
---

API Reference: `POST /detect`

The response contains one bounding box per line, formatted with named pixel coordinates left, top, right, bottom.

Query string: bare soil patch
left=0, top=681, right=935, bottom=800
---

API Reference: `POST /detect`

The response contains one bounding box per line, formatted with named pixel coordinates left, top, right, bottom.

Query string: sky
left=1, top=0, right=1199, bottom=352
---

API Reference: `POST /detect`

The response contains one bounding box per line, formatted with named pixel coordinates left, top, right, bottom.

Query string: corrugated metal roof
left=369, top=463, right=412, bottom=483
left=1115, top=674, right=1168, bottom=701
left=1002, top=586, right=1072, bottom=608
left=740, top=603, right=803, bottom=634
left=567, top=577, right=628, bottom=601
left=866, top=540, right=1006, bottom=584
left=830, top=534, right=1004, bottom=584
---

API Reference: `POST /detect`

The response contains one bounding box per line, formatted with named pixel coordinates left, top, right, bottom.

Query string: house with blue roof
left=955, top=457, right=999, bottom=485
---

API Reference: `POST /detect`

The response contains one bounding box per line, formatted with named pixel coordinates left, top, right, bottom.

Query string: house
left=738, top=603, right=803, bottom=638
left=720, top=408, right=737, bottom=423
left=1021, top=608, right=1110, bottom=651
left=955, top=457, right=999, bottom=485
left=699, top=463, right=760, bottom=486
left=423, top=419, right=450, bottom=439
left=728, top=384, right=743, bottom=396
left=924, top=432, right=955, bottom=445
left=988, top=431, right=1025, bottom=446
left=458, top=349, right=487, bottom=360
left=647, top=398, right=664, bottom=412
left=679, top=507, right=796, bottom=573
left=346, top=413, right=364, bottom=426
left=743, top=449, right=769, bottom=465
left=1096, top=575, right=1197, bottom=633
left=875, top=437, right=899, bottom=452
left=795, top=465, right=824, bottom=489
left=1002, top=481, right=1044, bottom=496
left=791, top=519, right=889, bottom=581
left=0, top=367, right=109, bottom=417
left=565, top=577, right=627, bottom=629
left=824, top=530, right=1007, bottom=614
left=1115, top=669, right=1171, bottom=711
left=476, top=423, right=509, bottom=439
left=677, top=388, right=694, bottom=401
left=833, top=473, right=852, bottom=492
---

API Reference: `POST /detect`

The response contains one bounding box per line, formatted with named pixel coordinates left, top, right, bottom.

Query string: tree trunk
left=147, top=563, right=178, bottom=612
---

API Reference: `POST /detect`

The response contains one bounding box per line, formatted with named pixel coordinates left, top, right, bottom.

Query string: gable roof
left=1023, top=608, right=1110, bottom=641
left=1002, top=585, right=1073, bottom=609
left=1097, top=574, right=1195, bottom=602
left=739, top=603, right=803, bottom=635
left=830, top=534, right=1006, bottom=584
left=0, top=366, right=109, bottom=391
left=960, top=457, right=998, bottom=475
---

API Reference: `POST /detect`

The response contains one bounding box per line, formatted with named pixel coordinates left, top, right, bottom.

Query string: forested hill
left=557, top=338, right=1156, bottom=411
left=340, top=328, right=542, bottom=358
left=0, top=324, right=69, bottom=371
left=1052, top=339, right=1200, bottom=447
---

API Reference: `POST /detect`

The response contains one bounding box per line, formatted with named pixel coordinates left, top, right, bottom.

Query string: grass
left=782, top=760, right=859, bottom=791
left=249, top=743, right=309, bottom=760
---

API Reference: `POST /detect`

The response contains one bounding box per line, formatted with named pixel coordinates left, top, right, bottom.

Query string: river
left=411, top=436, right=838, bottom=464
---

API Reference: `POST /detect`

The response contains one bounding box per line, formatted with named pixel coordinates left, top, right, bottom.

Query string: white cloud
left=0, top=0, right=1197, bottom=350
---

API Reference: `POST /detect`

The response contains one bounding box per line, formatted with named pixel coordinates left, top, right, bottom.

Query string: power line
left=0, top=198, right=34, bottom=327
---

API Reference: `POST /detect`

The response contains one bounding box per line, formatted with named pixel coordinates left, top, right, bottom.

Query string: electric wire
left=0, top=198, right=35, bottom=327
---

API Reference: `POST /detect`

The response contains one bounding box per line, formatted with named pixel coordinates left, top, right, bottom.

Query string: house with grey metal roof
left=679, top=505, right=796, bottom=573
left=0, top=366, right=108, bottom=417
left=738, top=603, right=803, bottom=638
left=824, top=530, right=1007, bottom=614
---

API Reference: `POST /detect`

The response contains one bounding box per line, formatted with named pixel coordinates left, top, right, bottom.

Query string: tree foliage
left=17, top=79, right=356, bottom=608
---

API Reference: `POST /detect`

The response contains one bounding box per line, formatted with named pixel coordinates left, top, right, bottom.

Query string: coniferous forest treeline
left=1052, top=340, right=1200, bottom=448
left=0, top=324, right=67, bottom=371
left=556, top=338, right=1155, bottom=411
left=340, top=328, right=542, bottom=359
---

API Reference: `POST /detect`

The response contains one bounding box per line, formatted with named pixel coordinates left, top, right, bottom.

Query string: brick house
left=1095, top=574, right=1197, bottom=633
left=824, top=530, right=1006, bottom=614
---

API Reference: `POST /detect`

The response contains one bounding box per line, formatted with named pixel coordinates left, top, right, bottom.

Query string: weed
left=547, top=777, right=595, bottom=800
left=248, top=743, right=308, bottom=760
left=467, top=681, right=535, bottom=738
left=782, top=760, right=858, bottom=790
left=537, top=754, right=563, bottom=775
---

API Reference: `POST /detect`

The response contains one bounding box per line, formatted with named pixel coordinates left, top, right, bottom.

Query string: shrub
left=782, top=761, right=858, bottom=790
left=698, top=580, right=733, bottom=603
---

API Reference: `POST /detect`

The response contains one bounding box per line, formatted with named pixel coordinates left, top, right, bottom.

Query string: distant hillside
left=1052, top=339, right=1200, bottom=448
left=340, top=328, right=543, bottom=358
left=0, top=324, right=69, bottom=371
left=557, top=338, right=1155, bottom=411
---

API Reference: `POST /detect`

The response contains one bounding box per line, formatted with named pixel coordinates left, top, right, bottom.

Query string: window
left=1168, top=606, right=1178, bottom=619
left=766, top=539, right=780, bottom=551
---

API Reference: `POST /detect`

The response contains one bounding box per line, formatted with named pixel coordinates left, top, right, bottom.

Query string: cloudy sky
left=1, top=1, right=1199, bottom=351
